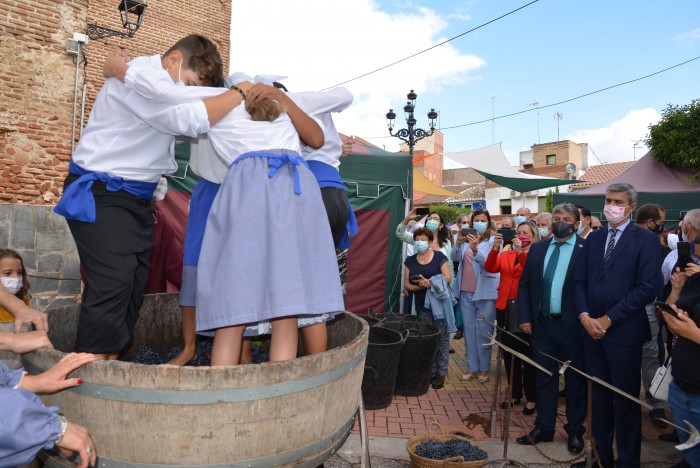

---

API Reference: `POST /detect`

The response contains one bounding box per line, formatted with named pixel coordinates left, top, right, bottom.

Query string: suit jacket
left=451, top=236, right=500, bottom=301
left=517, top=234, right=585, bottom=338
left=573, top=223, right=662, bottom=346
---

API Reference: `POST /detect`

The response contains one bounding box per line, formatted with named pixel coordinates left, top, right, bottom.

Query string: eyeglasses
left=591, top=226, right=603, bottom=230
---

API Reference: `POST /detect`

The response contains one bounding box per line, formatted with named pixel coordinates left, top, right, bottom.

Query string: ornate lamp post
left=87, top=0, right=148, bottom=40
left=386, top=90, right=438, bottom=156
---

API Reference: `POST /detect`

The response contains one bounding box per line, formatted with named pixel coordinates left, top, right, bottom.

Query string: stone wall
left=0, top=203, right=81, bottom=310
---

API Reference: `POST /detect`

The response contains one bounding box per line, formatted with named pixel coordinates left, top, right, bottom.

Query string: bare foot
left=167, top=348, right=195, bottom=366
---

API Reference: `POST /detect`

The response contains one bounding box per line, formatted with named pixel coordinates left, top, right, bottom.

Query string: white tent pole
left=398, top=170, right=411, bottom=314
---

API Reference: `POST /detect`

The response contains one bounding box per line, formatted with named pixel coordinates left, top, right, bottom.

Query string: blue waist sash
left=306, top=161, right=358, bottom=249
left=232, top=150, right=308, bottom=195
left=54, top=161, right=157, bottom=223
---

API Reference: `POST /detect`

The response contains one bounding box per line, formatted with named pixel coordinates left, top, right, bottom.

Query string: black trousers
left=65, top=175, right=154, bottom=354
left=320, top=187, right=350, bottom=248
left=496, top=308, right=536, bottom=402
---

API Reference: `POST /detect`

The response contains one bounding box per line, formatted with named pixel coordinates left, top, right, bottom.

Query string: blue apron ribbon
left=54, top=161, right=157, bottom=223
left=234, top=150, right=308, bottom=195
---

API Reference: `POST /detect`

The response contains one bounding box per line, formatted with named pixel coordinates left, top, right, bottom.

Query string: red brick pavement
left=353, top=336, right=671, bottom=445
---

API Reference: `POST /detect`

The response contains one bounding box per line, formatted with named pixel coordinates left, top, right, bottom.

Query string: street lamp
left=386, top=89, right=438, bottom=156
left=87, top=0, right=148, bottom=40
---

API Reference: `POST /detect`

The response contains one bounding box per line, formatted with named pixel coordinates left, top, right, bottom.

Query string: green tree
left=544, top=189, right=553, bottom=213
left=428, top=204, right=467, bottom=224
left=644, top=99, right=700, bottom=180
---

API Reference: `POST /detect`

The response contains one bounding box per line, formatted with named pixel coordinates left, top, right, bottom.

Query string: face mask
left=425, top=219, right=440, bottom=232
left=552, top=221, right=576, bottom=239
left=650, top=222, right=664, bottom=235
left=175, top=59, right=184, bottom=86
left=461, top=222, right=469, bottom=229
left=1, top=277, right=22, bottom=295
left=473, top=221, right=488, bottom=234
left=603, top=204, right=629, bottom=224
left=576, top=222, right=586, bottom=235
left=515, top=215, right=527, bottom=225
left=414, top=240, right=430, bottom=253
left=517, top=233, right=532, bottom=248
left=538, top=227, right=550, bottom=238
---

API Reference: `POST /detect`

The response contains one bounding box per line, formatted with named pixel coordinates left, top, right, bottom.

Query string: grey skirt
left=196, top=151, right=345, bottom=334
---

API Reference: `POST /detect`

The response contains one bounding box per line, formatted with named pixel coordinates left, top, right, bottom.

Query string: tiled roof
left=415, top=182, right=485, bottom=205
left=569, top=161, right=636, bottom=190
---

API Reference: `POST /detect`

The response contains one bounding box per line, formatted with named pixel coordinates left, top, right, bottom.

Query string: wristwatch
left=56, top=413, right=68, bottom=444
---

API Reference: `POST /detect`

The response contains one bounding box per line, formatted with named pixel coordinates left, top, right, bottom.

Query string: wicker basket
left=406, top=421, right=487, bottom=467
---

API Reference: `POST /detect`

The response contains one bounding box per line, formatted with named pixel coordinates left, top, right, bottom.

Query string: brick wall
left=0, top=0, right=231, bottom=205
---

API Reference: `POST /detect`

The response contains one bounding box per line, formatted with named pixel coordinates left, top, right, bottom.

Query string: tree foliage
left=645, top=99, right=700, bottom=180
left=428, top=204, right=468, bottom=224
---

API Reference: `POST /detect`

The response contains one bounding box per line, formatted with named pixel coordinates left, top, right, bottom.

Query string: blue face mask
left=515, top=215, right=527, bottom=225
left=473, top=221, right=488, bottom=234
left=425, top=219, right=440, bottom=232
left=461, top=222, right=469, bottom=229
left=576, top=222, right=585, bottom=234
left=414, top=240, right=430, bottom=253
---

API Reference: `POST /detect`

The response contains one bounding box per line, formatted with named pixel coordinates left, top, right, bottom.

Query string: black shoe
left=650, top=408, right=669, bottom=429
left=523, top=403, right=536, bottom=416
left=660, top=431, right=680, bottom=443
left=454, top=330, right=464, bottom=340
left=516, top=429, right=553, bottom=445
left=567, top=435, right=584, bottom=455
left=431, top=374, right=445, bottom=389
left=571, top=461, right=613, bottom=468
left=500, top=398, right=521, bottom=409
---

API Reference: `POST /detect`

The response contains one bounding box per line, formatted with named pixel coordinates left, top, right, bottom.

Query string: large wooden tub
left=22, top=293, right=368, bottom=467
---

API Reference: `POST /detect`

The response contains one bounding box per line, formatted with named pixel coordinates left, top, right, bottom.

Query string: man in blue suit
left=516, top=203, right=587, bottom=455
left=572, top=183, right=663, bottom=468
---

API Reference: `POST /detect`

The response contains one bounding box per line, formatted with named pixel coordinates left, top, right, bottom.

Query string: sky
left=230, top=1, right=700, bottom=168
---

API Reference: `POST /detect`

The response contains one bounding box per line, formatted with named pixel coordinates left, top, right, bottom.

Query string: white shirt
left=72, top=55, right=210, bottom=182
left=292, top=88, right=353, bottom=168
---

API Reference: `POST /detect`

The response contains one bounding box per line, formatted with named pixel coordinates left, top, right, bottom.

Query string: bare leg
left=211, top=325, right=245, bottom=366
left=269, top=317, right=298, bottom=362
left=300, top=322, right=328, bottom=355
left=168, top=306, right=197, bottom=365
left=239, top=337, right=253, bottom=364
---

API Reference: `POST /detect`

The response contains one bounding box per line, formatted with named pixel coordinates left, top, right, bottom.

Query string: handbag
left=505, top=299, right=520, bottom=333
left=649, top=357, right=672, bottom=401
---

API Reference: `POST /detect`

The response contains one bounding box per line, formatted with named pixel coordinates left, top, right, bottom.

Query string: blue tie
left=540, top=242, right=564, bottom=315
left=604, top=228, right=618, bottom=265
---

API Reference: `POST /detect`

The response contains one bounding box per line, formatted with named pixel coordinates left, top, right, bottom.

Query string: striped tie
left=540, top=242, right=564, bottom=315
left=604, top=228, right=618, bottom=265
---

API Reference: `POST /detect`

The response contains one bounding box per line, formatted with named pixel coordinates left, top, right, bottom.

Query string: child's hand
left=103, top=49, right=130, bottom=81
left=342, top=136, right=356, bottom=157
left=246, top=83, right=283, bottom=106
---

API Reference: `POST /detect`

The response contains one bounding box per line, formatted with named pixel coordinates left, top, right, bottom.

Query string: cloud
left=674, top=28, right=700, bottom=47
left=230, top=0, right=485, bottom=151
left=565, top=109, right=661, bottom=164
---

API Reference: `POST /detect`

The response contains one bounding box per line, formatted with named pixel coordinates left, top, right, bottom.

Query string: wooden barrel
left=22, top=293, right=368, bottom=467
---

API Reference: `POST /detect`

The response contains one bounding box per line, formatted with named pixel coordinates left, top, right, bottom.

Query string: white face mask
left=1, top=277, right=22, bottom=295
left=175, top=59, right=184, bottom=86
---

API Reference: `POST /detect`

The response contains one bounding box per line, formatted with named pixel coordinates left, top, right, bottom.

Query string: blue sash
left=307, top=161, right=358, bottom=249
left=232, top=150, right=308, bottom=195
left=54, top=162, right=157, bottom=223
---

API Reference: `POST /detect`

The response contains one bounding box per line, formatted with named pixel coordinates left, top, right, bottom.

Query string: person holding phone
left=452, top=208, right=499, bottom=383
left=659, top=264, right=700, bottom=468
left=662, top=210, right=699, bottom=284
left=403, top=227, right=453, bottom=389
left=397, top=209, right=454, bottom=279
left=484, top=221, right=539, bottom=414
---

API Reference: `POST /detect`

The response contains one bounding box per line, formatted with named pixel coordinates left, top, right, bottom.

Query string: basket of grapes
left=406, top=421, right=488, bottom=467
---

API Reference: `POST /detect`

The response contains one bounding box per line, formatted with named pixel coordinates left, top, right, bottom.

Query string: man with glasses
left=634, top=204, right=668, bottom=429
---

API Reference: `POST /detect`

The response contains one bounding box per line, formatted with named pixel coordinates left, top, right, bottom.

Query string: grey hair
left=552, top=203, right=580, bottom=222
left=607, top=183, right=638, bottom=205
left=457, top=212, right=470, bottom=222
left=535, top=212, right=552, bottom=223
left=684, top=209, right=700, bottom=230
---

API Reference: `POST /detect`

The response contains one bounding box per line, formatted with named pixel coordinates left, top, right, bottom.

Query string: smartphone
left=461, top=228, right=477, bottom=238
left=498, top=228, right=516, bottom=243
left=654, top=301, right=679, bottom=319
left=677, top=241, right=693, bottom=270
left=409, top=275, right=422, bottom=284
left=415, top=207, right=430, bottom=217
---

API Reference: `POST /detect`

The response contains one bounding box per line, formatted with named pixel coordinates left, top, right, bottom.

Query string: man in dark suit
left=516, top=203, right=587, bottom=455
left=572, top=183, right=663, bottom=468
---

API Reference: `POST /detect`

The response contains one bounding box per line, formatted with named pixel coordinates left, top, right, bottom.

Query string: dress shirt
left=542, top=234, right=577, bottom=314
left=72, top=55, right=211, bottom=183
left=604, top=218, right=631, bottom=259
